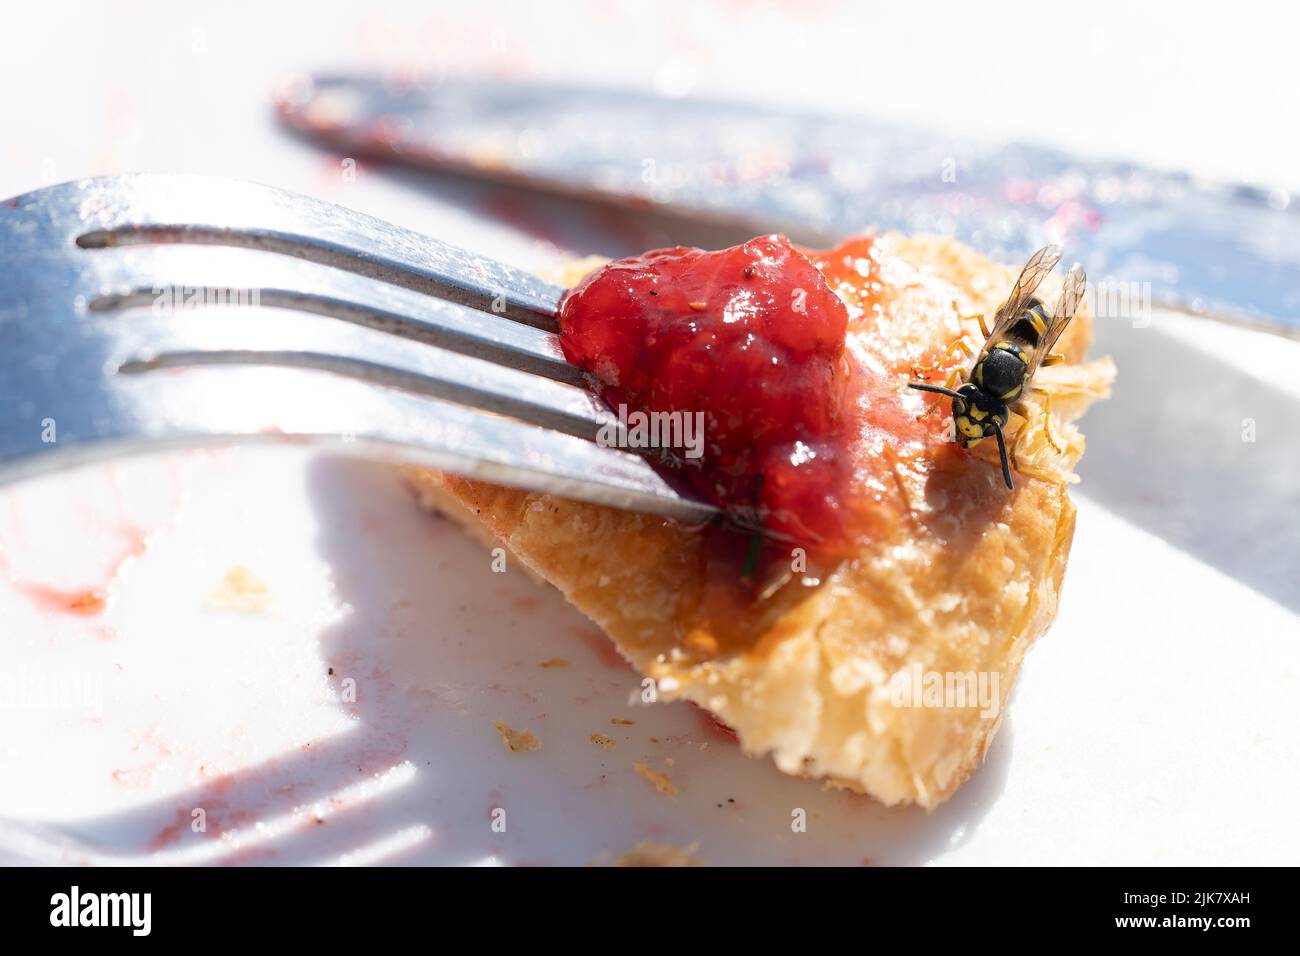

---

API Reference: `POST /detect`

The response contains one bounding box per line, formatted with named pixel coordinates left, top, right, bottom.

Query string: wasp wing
left=982, top=244, right=1063, bottom=349
left=1026, top=262, right=1086, bottom=377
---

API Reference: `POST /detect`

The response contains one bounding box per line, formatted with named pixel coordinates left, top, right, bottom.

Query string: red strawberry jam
left=558, top=234, right=966, bottom=560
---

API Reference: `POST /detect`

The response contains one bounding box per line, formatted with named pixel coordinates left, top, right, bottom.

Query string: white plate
left=2, top=300, right=1298, bottom=867
left=0, top=445, right=1007, bottom=866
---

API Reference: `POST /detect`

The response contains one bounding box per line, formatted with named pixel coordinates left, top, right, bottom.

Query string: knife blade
left=277, top=74, right=1300, bottom=337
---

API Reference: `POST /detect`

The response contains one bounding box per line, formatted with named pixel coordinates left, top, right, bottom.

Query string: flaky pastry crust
left=403, top=235, right=1114, bottom=808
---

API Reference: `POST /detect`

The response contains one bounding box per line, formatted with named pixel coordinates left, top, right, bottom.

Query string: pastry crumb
left=493, top=721, right=541, bottom=754
left=207, top=566, right=270, bottom=611
left=610, top=718, right=636, bottom=726
left=539, top=658, right=569, bottom=669
left=590, top=734, right=616, bottom=751
left=634, top=761, right=678, bottom=797
left=683, top=628, right=719, bottom=656
left=612, top=840, right=701, bottom=867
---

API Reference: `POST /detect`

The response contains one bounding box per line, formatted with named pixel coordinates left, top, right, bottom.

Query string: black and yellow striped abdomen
left=1007, top=297, right=1051, bottom=349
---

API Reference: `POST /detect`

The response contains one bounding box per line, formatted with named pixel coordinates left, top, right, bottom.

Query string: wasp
left=908, top=245, right=1086, bottom=490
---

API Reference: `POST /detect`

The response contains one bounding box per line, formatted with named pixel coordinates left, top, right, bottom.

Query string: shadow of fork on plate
left=8, top=453, right=1010, bottom=865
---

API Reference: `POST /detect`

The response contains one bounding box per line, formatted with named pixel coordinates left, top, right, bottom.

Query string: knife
left=276, top=74, right=1300, bottom=338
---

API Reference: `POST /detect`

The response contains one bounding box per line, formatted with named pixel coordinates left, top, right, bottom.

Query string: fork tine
left=106, top=308, right=616, bottom=443
left=78, top=241, right=622, bottom=446
left=69, top=174, right=566, bottom=331
left=82, top=244, right=584, bottom=385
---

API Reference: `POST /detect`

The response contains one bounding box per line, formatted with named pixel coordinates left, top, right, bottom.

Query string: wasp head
left=951, top=383, right=1008, bottom=448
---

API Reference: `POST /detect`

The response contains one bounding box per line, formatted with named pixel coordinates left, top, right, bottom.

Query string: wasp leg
left=942, top=336, right=975, bottom=361
left=955, top=309, right=991, bottom=339
left=912, top=334, right=973, bottom=381
left=1039, top=392, right=1062, bottom=453
left=1006, top=408, right=1029, bottom=471
left=1041, top=352, right=1066, bottom=367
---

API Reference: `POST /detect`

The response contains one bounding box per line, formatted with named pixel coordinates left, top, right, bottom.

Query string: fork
left=0, top=174, right=717, bottom=522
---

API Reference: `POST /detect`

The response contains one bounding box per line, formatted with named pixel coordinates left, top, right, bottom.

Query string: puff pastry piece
left=404, top=234, right=1114, bottom=808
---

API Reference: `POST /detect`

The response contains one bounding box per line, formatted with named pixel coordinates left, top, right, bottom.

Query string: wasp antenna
left=907, top=382, right=964, bottom=400
left=992, top=424, right=1014, bottom=491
